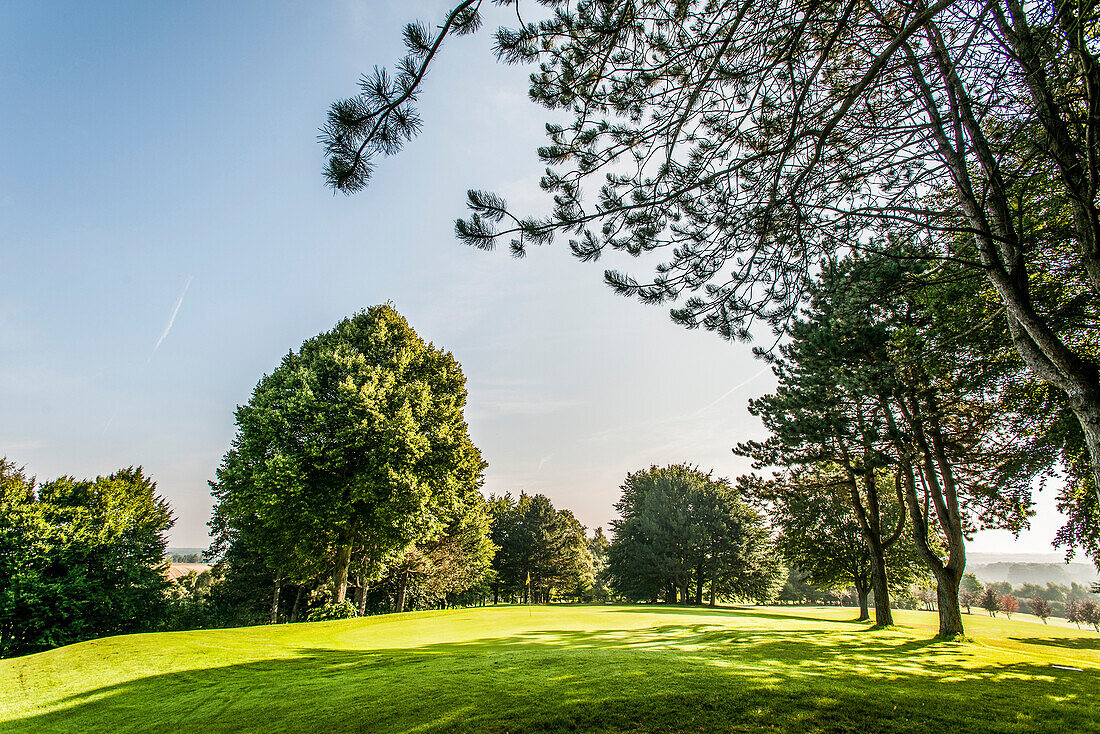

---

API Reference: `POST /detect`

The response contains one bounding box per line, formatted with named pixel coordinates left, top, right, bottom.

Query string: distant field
left=3, top=605, right=1097, bottom=733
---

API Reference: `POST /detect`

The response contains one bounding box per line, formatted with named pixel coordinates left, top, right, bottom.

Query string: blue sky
left=0, top=1, right=1071, bottom=555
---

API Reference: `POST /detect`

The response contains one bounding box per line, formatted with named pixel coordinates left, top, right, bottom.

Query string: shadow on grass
left=606, top=604, right=875, bottom=627
left=1008, top=635, right=1100, bottom=651
left=8, top=622, right=1098, bottom=734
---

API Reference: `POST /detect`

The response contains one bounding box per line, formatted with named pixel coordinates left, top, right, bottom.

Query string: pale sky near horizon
left=0, top=1, right=1074, bottom=557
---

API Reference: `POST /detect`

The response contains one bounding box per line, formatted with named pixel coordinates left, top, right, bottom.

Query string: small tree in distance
left=1001, top=595, right=1019, bottom=619
left=979, top=586, right=1001, bottom=617
left=1029, top=597, right=1053, bottom=624
left=1066, top=599, right=1082, bottom=629
left=1081, top=600, right=1100, bottom=632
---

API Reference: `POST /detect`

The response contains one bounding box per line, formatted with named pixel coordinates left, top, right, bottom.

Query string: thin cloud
left=102, top=407, right=120, bottom=436
left=537, top=454, right=553, bottom=473
left=689, top=365, right=772, bottom=417
left=152, top=276, right=193, bottom=356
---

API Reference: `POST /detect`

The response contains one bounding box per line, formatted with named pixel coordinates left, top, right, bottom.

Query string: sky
left=0, top=1, right=1073, bottom=557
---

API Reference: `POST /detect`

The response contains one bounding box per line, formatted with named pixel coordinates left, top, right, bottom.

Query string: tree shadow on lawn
left=1008, top=636, right=1100, bottom=651
left=607, top=605, right=874, bottom=627
left=9, top=626, right=1097, bottom=734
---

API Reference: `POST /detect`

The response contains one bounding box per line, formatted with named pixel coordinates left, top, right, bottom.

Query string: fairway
left=3, top=605, right=1097, bottom=733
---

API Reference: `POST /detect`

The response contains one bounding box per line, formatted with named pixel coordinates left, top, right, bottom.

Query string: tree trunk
left=855, top=583, right=870, bottom=622
left=289, top=586, right=304, bottom=623
left=270, top=573, right=282, bottom=624
left=333, top=542, right=353, bottom=604
left=934, top=569, right=965, bottom=637
left=356, top=574, right=369, bottom=616
left=709, top=583, right=716, bottom=607
left=695, top=566, right=704, bottom=605
left=395, top=571, right=409, bottom=613
left=867, top=545, right=894, bottom=627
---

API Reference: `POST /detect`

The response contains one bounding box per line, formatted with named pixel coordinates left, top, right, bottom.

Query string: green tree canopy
left=487, top=492, right=594, bottom=603
left=208, top=305, right=487, bottom=605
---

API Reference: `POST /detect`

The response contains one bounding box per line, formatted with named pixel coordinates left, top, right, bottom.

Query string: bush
left=306, top=600, right=358, bottom=622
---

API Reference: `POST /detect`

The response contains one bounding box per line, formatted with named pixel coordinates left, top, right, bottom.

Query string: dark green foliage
left=741, top=250, right=1041, bottom=635
left=375, top=495, right=496, bottom=613
left=775, top=568, right=839, bottom=606
left=0, top=460, right=173, bottom=657
left=161, top=569, right=217, bottom=630
left=487, top=493, right=594, bottom=603
left=607, top=465, right=781, bottom=605
left=584, top=527, right=612, bottom=602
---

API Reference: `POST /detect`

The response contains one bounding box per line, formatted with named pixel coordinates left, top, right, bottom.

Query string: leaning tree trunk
left=289, top=586, right=304, bottom=623
left=894, top=434, right=966, bottom=638
left=395, top=570, right=409, bottom=613
left=270, top=573, right=282, bottom=624
left=332, top=540, right=353, bottom=604
left=841, top=447, right=901, bottom=628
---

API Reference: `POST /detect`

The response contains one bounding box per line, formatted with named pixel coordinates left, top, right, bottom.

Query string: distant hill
left=165, top=547, right=207, bottom=558
left=968, top=555, right=1098, bottom=588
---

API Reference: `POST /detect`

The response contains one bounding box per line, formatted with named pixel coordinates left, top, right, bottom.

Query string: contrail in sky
left=152, top=276, right=193, bottom=356
left=691, top=364, right=772, bottom=417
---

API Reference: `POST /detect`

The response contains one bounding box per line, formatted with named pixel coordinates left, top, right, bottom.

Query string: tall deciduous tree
left=323, top=0, right=1100, bottom=542
left=208, top=306, right=486, bottom=605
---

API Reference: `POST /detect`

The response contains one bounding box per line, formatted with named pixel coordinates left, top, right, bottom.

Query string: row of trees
left=203, top=308, right=781, bottom=625
left=0, top=460, right=173, bottom=657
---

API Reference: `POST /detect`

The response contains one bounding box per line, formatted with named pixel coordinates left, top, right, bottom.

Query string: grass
left=2, top=604, right=1097, bottom=733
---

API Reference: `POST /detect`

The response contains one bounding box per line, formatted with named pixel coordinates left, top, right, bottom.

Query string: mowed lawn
left=2, top=605, right=1097, bottom=733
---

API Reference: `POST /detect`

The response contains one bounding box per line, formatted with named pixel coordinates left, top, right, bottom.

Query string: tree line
left=323, top=0, right=1100, bottom=638
left=0, top=307, right=784, bottom=657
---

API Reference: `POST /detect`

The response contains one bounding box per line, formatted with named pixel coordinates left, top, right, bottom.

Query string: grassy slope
left=2, top=605, right=1097, bottom=733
